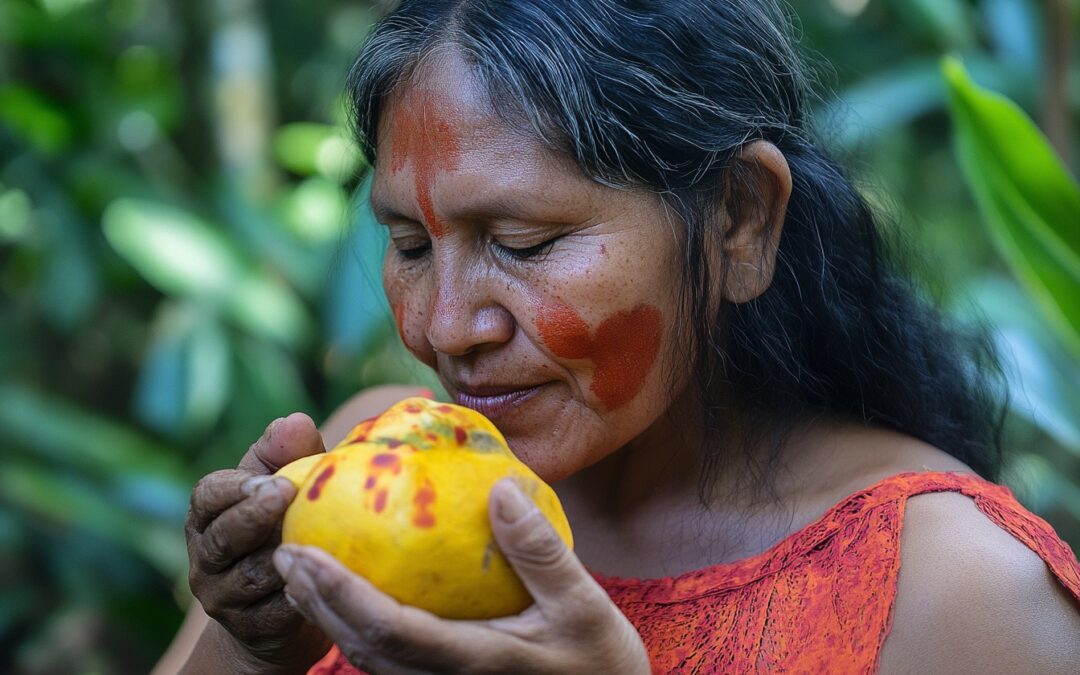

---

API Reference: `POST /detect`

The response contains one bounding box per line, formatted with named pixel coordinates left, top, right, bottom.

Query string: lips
left=452, top=382, right=543, bottom=420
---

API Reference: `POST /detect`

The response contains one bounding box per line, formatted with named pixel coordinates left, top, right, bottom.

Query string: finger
left=238, top=412, right=326, bottom=475
left=196, top=477, right=296, bottom=574
left=187, top=469, right=264, bottom=534
left=488, top=479, right=607, bottom=616
left=275, top=545, right=517, bottom=673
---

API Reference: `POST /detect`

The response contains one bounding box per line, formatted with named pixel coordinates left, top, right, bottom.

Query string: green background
left=1, top=0, right=1077, bottom=672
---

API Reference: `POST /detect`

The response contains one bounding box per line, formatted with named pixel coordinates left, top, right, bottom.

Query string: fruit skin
left=276, top=397, right=573, bottom=620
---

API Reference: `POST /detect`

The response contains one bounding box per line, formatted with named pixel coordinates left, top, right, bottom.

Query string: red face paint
left=391, top=301, right=406, bottom=342
left=412, top=479, right=437, bottom=528
left=389, top=90, right=463, bottom=238
left=536, top=302, right=663, bottom=411
left=306, top=464, right=335, bottom=501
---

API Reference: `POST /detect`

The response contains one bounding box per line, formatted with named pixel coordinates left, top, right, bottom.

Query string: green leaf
left=0, top=84, right=74, bottom=155
left=103, top=199, right=314, bottom=348
left=943, top=56, right=1080, bottom=359
left=0, top=460, right=187, bottom=579
left=273, top=122, right=364, bottom=183
left=0, top=383, right=186, bottom=482
left=134, top=303, right=232, bottom=436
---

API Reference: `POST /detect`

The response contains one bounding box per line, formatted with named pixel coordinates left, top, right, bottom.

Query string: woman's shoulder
left=879, top=487, right=1080, bottom=674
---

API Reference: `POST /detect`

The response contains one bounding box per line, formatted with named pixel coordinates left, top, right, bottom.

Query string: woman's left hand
left=272, top=478, right=650, bottom=675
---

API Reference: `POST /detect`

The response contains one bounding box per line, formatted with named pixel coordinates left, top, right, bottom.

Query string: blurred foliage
left=0, top=0, right=1076, bottom=672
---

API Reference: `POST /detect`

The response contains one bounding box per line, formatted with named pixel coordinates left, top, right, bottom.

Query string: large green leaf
left=943, top=56, right=1080, bottom=359
left=0, top=384, right=185, bottom=481
left=103, top=198, right=314, bottom=348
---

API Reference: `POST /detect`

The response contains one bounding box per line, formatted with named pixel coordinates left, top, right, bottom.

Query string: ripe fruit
left=275, top=397, right=573, bottom=619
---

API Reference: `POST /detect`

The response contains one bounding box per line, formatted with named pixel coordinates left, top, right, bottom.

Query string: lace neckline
left=589, top=470, right=994, bottom=600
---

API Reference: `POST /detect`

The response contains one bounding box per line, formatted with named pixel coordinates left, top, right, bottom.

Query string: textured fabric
left=308, top=471, right=1080, bottom=674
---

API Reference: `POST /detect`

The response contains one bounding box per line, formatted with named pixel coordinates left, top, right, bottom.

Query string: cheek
left=383, top=261, right=436, bottom=367
left=535, top=300, right=664, bottom=412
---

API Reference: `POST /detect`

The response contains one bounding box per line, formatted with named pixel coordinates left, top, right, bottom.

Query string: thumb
left=488, top=478, right=590, bottom=608
left=238, top=412, right=326, bottom=474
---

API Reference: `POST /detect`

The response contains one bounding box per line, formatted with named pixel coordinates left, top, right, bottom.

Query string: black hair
left=345, top=0, right=1006, bottom=494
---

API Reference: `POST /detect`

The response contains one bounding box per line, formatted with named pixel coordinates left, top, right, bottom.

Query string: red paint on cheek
left=391, top=301, right=406, bottom=341
left=535, top=302, right=592, bottom=359
left=535, top=301, right=664, bottom=411
left=388, top=92, right=462, bottom=239
left=306, top=464, right=335, bottom=501
left=412, top=479, right=437, bottom=528
left=590, top=305, right=664, bottom=410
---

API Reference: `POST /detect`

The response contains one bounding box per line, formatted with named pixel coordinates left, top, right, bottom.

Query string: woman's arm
left=880, top=492, right=1080, bottom=674
left=151, top=385, right=432, bottom=675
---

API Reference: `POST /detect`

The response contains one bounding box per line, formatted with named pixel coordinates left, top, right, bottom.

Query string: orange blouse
left=308, top=471, right=1080, bottom=674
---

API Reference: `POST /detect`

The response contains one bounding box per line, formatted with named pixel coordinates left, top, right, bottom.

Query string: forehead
left=370, top=49, right=603, bottom=215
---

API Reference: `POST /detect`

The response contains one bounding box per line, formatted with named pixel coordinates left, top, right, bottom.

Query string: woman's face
left=371, top=51, right=687, bottom=482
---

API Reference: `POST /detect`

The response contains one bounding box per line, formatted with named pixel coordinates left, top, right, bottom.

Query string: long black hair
left=345, top=0, right=1006, bottom=492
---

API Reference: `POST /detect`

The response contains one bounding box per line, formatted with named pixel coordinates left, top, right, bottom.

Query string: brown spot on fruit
left=306, top=464, right=335, bottom=501
left=413, top=479, right=437, bottom=528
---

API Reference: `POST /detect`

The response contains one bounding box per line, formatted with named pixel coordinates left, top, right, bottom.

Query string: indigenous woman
left=161, top=1, right=1080, bottom=673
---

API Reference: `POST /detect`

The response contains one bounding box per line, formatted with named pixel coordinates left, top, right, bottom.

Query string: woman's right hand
left=185, top=413, right=333, bottom=672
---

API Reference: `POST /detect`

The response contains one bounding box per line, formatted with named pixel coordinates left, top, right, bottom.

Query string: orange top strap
left=309, top=471, right=1080, bottom=675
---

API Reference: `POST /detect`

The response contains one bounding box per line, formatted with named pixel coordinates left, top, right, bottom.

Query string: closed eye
left=495, top=238, right=558, bottom=261
left=396, top=243, right=431, bottom=260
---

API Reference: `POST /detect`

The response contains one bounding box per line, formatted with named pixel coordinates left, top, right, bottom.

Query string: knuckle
left=201, top=526, right=234, bottom=569
left=361, top=618, right=407, bottom=656
left=514, top=519, right=568, bottom=567
left=236, top=556, right=276, bottom=596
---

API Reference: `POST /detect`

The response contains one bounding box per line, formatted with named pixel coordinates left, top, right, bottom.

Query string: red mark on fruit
left=405, top=403, right=423, bottom=413
left=454, top=426, right=467, bottom=445
left=413, top=479, right=436, bottom=528
left=385, top=438, right=403, bottom=449
left=374, top=489, right=388, bottom=513
left=389, top=90, right=462, bottom=239
left=371, top=453, right=402, bottom=472
left=436, top=405, right=453, bottom=413
left=306, top=464, right=335, bottom=501
left=535, top=302, right=663, bottom=410
left=364, top=476, right=376, bottom=490
left=344, top=417, right=377, bottom=445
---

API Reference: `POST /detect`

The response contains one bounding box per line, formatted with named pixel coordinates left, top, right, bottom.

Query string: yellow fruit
left=276, top=397, right=573, bottom=619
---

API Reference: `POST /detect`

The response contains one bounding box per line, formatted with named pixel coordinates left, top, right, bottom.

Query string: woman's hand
left=273, top=478, right=651, bottom=675
left=185, top=413, right=333, bottom=672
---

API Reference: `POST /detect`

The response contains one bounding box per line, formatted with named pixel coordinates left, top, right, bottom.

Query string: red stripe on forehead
left=389, top=91, right=463, bottom=239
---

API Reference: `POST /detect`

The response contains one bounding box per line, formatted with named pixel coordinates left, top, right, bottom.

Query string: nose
left=424, top=263, right=515, bottom=357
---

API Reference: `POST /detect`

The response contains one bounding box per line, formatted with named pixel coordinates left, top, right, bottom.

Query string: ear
left=718, top=141, right=792, bottom=304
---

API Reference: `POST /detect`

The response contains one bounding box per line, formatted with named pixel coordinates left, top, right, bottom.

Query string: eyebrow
left=370, top=189, right=565, bottom=226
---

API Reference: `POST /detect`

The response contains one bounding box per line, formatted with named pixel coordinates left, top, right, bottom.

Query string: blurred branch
left=1044, top=0, right=1072, bottom=165
left=206, top=0, right=279, bottom=200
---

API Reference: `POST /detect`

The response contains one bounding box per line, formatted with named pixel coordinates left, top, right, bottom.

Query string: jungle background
left=1, top=0, right=1078, bottom=672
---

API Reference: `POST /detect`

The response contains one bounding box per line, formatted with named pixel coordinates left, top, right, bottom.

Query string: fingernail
left=495, top=480, right=533, bottom=524
left=242, top=475, right=273, bottom=496
left=273, top=547, right=295, bottom=577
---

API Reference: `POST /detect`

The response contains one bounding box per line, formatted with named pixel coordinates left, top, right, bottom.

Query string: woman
left=162, top=0, right=1080, bottom=672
